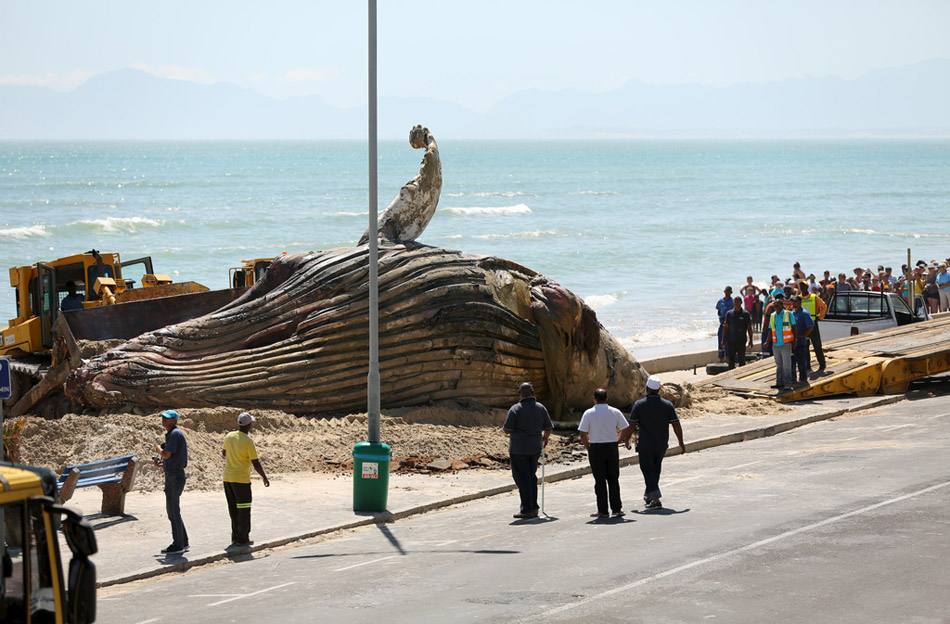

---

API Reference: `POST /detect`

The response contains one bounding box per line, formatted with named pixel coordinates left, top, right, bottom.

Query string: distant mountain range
left=2, top=59, right=949, bottom=140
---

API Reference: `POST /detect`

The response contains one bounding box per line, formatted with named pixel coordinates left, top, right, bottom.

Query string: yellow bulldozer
left=228, top=254, right=284, bottom=289
left=1, top=250, right=246, bottom=418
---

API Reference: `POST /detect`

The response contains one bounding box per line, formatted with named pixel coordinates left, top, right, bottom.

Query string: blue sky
left=2, top=1, right=949, bottom=112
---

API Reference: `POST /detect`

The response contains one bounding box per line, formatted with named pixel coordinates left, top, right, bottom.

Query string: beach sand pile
left=16, top=384, right=788, bottom=493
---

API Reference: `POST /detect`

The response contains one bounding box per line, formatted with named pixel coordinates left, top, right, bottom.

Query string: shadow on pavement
left=630, top=507, right=690, bottom=516
left=509, top=515, right=558, bottom=526
left=377, top=523, right=407, bottom=555
left=87, top=514, right=138, bottom=530
left=585, top=516, right=634, bottom=525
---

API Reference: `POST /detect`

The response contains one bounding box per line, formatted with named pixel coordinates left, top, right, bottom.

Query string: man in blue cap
left=154, top=409, right=189, bottom=554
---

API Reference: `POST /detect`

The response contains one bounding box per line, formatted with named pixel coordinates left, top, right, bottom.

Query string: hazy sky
left=2, top=1, right=949, bottom=112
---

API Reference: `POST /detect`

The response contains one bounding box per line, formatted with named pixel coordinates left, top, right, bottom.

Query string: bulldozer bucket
left=60, top=287, right=244, bottom=342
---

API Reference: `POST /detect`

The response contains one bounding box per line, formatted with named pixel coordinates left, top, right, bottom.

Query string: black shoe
left=161, top=544, right=186, bottom=554
left=590, top=512, right=609, bottom=519
left=513, top=510, right=538, bottom=519
left=643, top=495, right=651, bottom=505
left=612, top=510, right=625, bottom=517
left=646, top=500, right=663, bottom=510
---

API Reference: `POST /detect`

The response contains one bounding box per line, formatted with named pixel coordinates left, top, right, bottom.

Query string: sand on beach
left=15, top=383, right=792, bottom=493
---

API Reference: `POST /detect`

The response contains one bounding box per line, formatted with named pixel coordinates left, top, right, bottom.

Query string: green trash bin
left=352, top=441, right=391, bottom=512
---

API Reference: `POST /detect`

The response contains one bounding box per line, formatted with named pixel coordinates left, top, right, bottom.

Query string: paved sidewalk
left=61, top=392, right=904, bottom=587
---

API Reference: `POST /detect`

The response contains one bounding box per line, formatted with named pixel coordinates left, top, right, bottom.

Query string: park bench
left=57, top=454, right=139, bottom=516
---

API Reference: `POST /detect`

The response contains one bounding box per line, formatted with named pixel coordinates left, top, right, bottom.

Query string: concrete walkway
left=62, top=391, right=904, bottom=588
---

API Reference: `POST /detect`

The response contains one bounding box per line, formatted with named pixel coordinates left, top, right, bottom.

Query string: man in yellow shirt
left=222, top=412, right=270, bottom=547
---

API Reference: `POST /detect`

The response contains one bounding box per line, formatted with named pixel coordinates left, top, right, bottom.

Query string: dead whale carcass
left=64, top=125, right=648, bottom=417
left=65, top=244, right=648, bottom=417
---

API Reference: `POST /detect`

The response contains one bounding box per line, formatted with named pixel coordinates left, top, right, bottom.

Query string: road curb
left=98, top=393, right=906, bottom=588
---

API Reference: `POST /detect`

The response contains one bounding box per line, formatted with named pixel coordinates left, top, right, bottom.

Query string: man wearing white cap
left=622, top=376, right=685, bottom=510
left=222, top=412, right=270, bottom=547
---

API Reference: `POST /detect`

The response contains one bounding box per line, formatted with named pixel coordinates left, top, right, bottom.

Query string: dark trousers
left=510, top=453, right=540, bottom=512
left=224, top=481, right=253, bottom=544
left=726, top=340, right=747, bottom=369
left=809, top=322, right=826, bottom=368
left=717, top=323, right=726, bottom=359
left=588, top=443, right=622, bottom=514
left=638, top=447, right=665, bottom=501
left=792, top=343, right=809, bottom=383
left=164, top=471, right=188, bottom=548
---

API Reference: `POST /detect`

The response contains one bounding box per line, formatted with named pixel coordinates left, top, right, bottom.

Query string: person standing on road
left=721, top=296, right=754, bottom=369
left=222, top=412, right=270, bottom=547
left=769, top=293, right=796, bottom=389
left=716, top=286, right=734, bottom=363
left=578, top=388, right=630, bottom=519
left=154, top=409, right=189, bottom=554
left=799, top=281, right=827, bottom=372
left=622, top=376, right=685, bottom=510
left=503, top=382, right=553, bottom=519
left=790, top=296, right=815, bottom=386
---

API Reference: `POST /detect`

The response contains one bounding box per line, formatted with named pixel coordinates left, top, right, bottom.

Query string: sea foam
left=443, top=204, right=532, bottom=216
left=72, top=216, right=164, bottom=233
left=0, top=225, right=50, bottom=239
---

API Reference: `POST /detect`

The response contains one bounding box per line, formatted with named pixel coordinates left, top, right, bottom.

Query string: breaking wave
left=0, top=224, right=51, bottom=239
left=443, top=204, right=532, bottom=216
left=474, top=229, right=565, bottom=239
left=71, top=216, right=164, bottom=233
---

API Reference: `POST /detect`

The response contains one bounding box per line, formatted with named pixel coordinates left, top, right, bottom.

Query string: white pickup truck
left=820, top=291, right=930, bottom=342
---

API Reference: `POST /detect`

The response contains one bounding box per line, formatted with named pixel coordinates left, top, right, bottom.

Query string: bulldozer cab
left=2, top=251, right=130, bottom=356
left=1, top=463, right=98, bottom=624
left=1, top=251, right=169, bottom=357
left=229, top=257, right=276, bottom=289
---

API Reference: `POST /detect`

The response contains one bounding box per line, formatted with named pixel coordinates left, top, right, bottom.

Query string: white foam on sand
left=443, top=204, right=532, bottom=216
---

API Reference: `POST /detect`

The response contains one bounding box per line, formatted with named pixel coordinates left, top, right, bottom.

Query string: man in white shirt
left=578, top=388, right=630, bottom=519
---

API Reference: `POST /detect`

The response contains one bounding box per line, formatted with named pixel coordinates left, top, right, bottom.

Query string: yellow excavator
left=1, top=250, right=246, bottom=418
left=1, top=462, right=98, bottom=623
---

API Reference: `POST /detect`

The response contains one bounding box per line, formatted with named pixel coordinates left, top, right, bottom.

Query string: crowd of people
left=716, top=257, right=950, bottom=389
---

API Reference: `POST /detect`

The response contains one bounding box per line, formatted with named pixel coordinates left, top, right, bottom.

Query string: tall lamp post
left=352, top=0, right=391, bottom=512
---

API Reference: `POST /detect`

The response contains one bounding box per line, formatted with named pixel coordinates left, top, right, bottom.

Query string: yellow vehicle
left=228, top=255, right=281, bottom=289
left=1, top=462, right=98, bottom=623
left=1, top=250, right=244, bottom=419
left=1, top=249, right=209, bottom=358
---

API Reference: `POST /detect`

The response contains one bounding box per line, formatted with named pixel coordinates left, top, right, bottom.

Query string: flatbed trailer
left=709, top=314, right=950, bottom=401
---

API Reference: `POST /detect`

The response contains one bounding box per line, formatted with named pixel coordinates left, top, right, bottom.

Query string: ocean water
left=2, top=140, right=949, bottom=359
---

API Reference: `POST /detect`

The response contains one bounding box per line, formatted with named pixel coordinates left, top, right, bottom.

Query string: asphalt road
left=101, top=390, right=950, bottom=624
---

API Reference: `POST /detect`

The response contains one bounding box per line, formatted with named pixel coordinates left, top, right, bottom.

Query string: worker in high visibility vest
left=798, top=281, right=827, bottom=371
left=769, top=292, right=796, bottom=389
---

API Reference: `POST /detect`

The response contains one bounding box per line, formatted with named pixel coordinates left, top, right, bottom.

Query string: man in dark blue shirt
left=716, top=286, right=734, bottom=363
left=623, top=375, right=685, bottom=510
left=790, top=295, right=815, bottom=385
left=721, top=296, right=754, bottom=369
left=503, top=382, right=553, bottom=519
left=154, top=409, right=189, bottom=554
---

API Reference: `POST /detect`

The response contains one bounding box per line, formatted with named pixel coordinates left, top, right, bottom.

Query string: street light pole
left=366, top=0, right=380, bottom=443
left=352, top=0, right=390, bottom=513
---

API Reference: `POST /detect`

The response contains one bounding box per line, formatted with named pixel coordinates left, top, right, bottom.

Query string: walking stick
left=540, top=449, right=546, bottom=515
